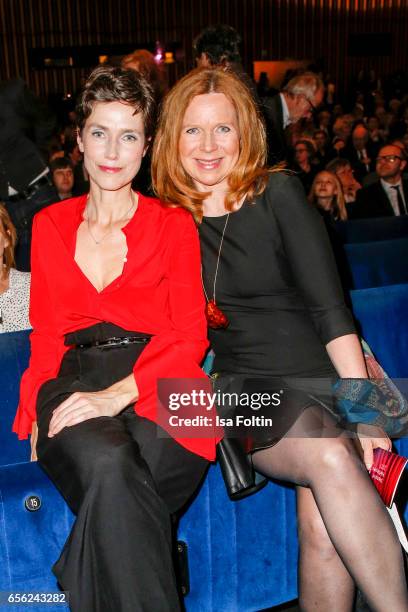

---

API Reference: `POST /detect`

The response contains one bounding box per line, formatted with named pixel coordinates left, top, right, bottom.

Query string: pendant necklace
left=85, top=195, right=136, bottom=245
left=202, top=213, right=230, bottom=329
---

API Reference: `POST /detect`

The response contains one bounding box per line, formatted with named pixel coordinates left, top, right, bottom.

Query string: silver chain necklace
left=84, top=197, right=136, bottom=245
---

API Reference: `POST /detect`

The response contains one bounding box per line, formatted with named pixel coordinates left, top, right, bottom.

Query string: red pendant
left=206, top=300, right=229, bottom=329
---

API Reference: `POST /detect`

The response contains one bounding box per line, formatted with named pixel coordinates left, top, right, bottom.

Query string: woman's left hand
left=48, top=374, right=139, bottom=437
left=356, top=423, right=392, bottom=470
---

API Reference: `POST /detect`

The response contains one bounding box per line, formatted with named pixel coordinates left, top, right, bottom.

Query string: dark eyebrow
left=88, top=123, right=142, bottom=134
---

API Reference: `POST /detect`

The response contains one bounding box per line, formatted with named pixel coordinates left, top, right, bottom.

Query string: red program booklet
left=369, top=448, right=408, bottom=553
left=369, top=448, right=407, bottom=508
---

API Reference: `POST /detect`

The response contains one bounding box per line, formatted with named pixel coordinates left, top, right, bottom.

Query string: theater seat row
left=0, top=331, right=298, bottom=612
left=1, top=212, right=408, bottom=612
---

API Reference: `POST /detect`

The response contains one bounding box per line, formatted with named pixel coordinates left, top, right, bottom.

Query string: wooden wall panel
left=0, top=0, right=407, bottom=99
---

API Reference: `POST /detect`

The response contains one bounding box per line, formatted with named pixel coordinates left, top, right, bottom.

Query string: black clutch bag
left=216, top=438, right=267, bottom=501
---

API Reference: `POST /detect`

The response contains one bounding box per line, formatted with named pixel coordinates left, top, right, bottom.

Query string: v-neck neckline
left=71, top=191, right=142, bottom=295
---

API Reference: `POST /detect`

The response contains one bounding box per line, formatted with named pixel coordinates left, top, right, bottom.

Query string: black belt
left=74, top=336, right=151, bottom=350
left=7, top=174, right=51, bottom=202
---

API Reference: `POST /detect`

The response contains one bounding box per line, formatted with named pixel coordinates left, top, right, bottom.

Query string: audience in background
left=192, top=24, right=258, bottom=103
left=308, top=170, right=351, bottom=286
left=317, top=109, right=332, bottom=136
left=122, top=49, right=168, bottom=104
left=292, top=138, right=319, bottom=193
left=308, top=170, right=348, bottom=221
left=121, top=49, right=166, bottom=195
left=0, top=77, right=55, bottom=271
left=50, top=158, right=75, bottom=200
left=64, top=139, right=89, bottom=195
left=332, top=114, right=353, bottom=152
left=262, top=72, right=325, bottom=164
left=8, top=46, right=408, bottom=235
left=193, top=24, right=242, bottom=69
left=326, top=158, right=362, bottom=207
left=341, top=123, right=378, bottom=183
left=16, top=47, right=408, bottom=223
left=313, top=129, right=336, bottom=167
left=354, top=144, right=408, bottom=218
left=367, top=116, right=386, bottom=146
left=64, top=139, right=82, bottom=167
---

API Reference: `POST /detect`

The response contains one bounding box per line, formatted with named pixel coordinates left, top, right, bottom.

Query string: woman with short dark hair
left=14, top=66, right=214, bottom=612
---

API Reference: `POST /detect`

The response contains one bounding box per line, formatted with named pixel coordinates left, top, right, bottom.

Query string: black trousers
left=36, top=324, right=208, bottom=612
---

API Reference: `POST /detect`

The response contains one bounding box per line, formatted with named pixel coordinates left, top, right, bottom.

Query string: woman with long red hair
left=152, top=67, right=408, bottom=612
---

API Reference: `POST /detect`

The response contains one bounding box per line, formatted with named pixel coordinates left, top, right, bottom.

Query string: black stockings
left=252, top=406, right=408, bottom=612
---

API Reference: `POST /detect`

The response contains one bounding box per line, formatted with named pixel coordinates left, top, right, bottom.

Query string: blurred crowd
left=1, top=23, right=408, bottom=275
left=268, top=69, right=408, bottom=221
left=46, top=29, right=408, bottom=228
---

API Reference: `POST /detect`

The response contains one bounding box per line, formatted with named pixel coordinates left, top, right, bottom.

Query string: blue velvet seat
left=0, top=330, right=31, bottom=465
left=0, top=463, right=298, bottom=612
left=350, top=283, right=408, bottom=378
left=0, top=331, right=299, bottom=611
left=344, top=238, right=408, bottom=289
left=335, top=216, right=408, bottom=244
left=351, top=282, right=408, bottom=456
left=1, top=330, right=406, bottom=612
left=0, top=462, right=73, bottom=612
left=178, top=469, right=298, bottom=612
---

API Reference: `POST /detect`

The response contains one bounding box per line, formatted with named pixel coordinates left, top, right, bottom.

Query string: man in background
left=353, top=144, right=408, bottom=218
left=0, top=77, right=55, bottom=270
left=50, top=157, right=75, bottom=200
left=261, top=72, right=325, bottom=164
left=192, top=24, right=258, bottom=100
left=341, top=123, right=378, bottom=183
left=326, top=158, right=362, bottom=210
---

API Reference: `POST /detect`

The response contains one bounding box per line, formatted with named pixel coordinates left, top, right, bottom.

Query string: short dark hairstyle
left=50, top=157, right=73, bottom=173
left=193, top=25, right=242, bottom=65
left=76, top=65, right=156, bottom=139
left=295, top=138, right=316, bottom=158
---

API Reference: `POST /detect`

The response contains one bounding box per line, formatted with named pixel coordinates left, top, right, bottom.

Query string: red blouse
left=13, top=193, right=217, bottom=461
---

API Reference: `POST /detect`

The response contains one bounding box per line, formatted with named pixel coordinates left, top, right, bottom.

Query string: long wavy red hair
left=152, top=67, right=272, bottom=222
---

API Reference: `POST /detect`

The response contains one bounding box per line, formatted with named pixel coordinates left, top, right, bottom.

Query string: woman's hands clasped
left=48, top=374, right=139, bottom=437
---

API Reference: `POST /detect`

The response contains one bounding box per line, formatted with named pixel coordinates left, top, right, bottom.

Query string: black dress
left=199, top=173, right=356, bottom=450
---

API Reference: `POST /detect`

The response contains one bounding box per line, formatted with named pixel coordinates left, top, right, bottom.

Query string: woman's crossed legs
left=252, top=407, right=408, bottom=612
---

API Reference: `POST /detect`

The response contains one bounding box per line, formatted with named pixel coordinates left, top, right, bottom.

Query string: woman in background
left=308, top=170, right=348, bottom=221
left=292, top=138, right=319, bottom=193
left=308, top=170, right=351, bottom=288
left=152, top=67, right=408, bottom=612
left=122, top=49, right=168, bottom=104
left=0, top=203, right=30, bottom=333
